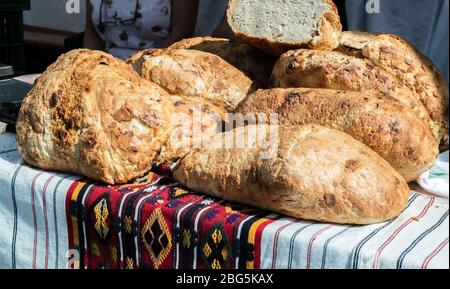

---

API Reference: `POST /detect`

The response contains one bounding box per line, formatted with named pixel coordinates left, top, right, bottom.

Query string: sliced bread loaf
left=226, top=0, right=342, bottom=56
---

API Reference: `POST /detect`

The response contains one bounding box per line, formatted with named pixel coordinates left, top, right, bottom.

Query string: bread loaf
left=127, top=48, right=154, bottom=75
left=16, top=49, right=225, bottom=184
left=167, top=37, right=277, bottom=86
left=16, top=49, right=170, bottom=184
left=271, top=49, right=439, bottom=140
left=156, top=95, right=226, bottom=164
left=338, top=31, right=449, bottom=151
left=235, top=88, right=439, bottom=182
left=173, top=124, right=410, bottom=225
left=129, top=48, right=258, bottom=111
left=226, top=0, right=342, bottom=56
left=337, top=31, right=378, bottom=57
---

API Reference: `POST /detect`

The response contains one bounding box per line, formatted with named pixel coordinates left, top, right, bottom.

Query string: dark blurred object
left=0, top=63, right=14, bottom=79
left=0, top=0, right=30, bottom=76
left=23, top=27, right=83, bottom=74
left=23, top=26, right=83, bottom=74
left=333, top=0, right=348, bottom=31
left=0, top=78, right=32, bottom=131
left=0, top=0, right=29, bottom=10
left=23, top=25, right=73, bottom=74
left=64, top=32, right=85, bottom=51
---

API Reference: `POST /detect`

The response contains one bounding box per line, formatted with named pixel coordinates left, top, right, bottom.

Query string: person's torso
left=90, top=0, right=172, bottom=59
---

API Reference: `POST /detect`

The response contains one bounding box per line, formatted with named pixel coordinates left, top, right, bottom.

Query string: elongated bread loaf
left=235, top=88, right=439, bottom=182
left=173, top=124, right=410, bottom=225
left=167, top=37, right=277, bottom=86
left=338, top=31, right=449, bottom=151
left=226, top=0, right=342, bottom=56
left=271, top=49, right=440, bottom=141
left=16, top=49, right=225, bottom=184
left=129, top=48, right=258, bottom=111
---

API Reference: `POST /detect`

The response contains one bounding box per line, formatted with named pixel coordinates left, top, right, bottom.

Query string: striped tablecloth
left=0, top=132, right=448, bottom=269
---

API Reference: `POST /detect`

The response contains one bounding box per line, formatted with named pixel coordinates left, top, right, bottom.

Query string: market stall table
left=0, top=132, right=448, bottom=269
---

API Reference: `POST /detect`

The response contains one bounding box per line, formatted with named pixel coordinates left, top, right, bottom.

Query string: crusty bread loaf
left=156, top=95, right=226, bottom=164
left=271, top=49, right=440, bottom=141
left=337, top=31, right=378, bottom=57
left=168, top=37, right=228, bottom=51
left=16, top=49, right=225, bottom=184
left=127, top=48, right=153, bottom=75
left=173, top=124, right=410, bottom=225
left=338, top=31, right=449, bottom=151
left=16, top=49, right=171, bottom=184
left=129, top=48, right=258, bottom=111
left=167, top=37, right=277, bottom=86
left=235, top=88, right=439, bottom=182
left=226, top=0, right=342, bottom=56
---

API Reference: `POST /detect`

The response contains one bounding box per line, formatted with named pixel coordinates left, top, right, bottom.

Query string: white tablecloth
left=0, top=133, right=448, bottom=269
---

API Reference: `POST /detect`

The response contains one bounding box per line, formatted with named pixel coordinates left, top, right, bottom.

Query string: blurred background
left=0, top=0, right=448, bottom=80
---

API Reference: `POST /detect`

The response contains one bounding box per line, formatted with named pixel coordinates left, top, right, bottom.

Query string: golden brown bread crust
left=16, top=49, right=172, bottom=184
left=226, top=0, right=342, bottom=56
left=16, top=49, right=226, bottom=184
left=166, top=37, right=277, bottom=86
left=168, top=36, right=228, bottom=50
left=271, top=49, right=440, bottom=141
left=235, top=88, right=439, bottom=182
left=338, top=31, right=449, bottom=151
left=173, top=124, right=410, bottom=225
left=126, top=48, right=158, bottom=75
left=156, top=95, right=226, bottom=164
left=336, top=31, right=379, bottom=57
left=127, top=36, right=276, bottom=90
left=129, top=48, right=258, bottom=111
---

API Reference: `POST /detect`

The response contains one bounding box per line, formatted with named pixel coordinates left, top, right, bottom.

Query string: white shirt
left=90, top=0, right=172, bottom=59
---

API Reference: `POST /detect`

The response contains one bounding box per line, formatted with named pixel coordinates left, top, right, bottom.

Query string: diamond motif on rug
left=141, top=208, right=172, bottom=268
left=201, top=223, right=231, bottom=269
left=91, top=194, right=112, bottom=240
left=183, top=229, right=191, bottom=248
left=123, top=215, right=133, bottom=234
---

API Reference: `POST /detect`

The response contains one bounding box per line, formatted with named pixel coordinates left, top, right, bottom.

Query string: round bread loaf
left=16, top=49, right=225, bottom=184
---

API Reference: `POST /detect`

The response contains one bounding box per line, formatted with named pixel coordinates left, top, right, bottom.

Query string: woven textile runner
left=65, top=165, right=276, bottom=269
